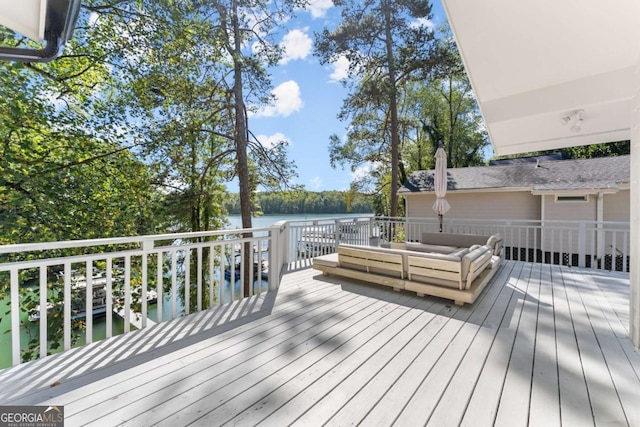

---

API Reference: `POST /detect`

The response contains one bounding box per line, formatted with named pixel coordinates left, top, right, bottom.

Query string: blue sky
left=235, top=0, right=449, bottom=192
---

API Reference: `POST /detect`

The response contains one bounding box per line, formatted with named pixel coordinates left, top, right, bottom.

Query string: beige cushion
left=406, top=242, right=457, bottom=254
left=421, top=232, right=489, bottom=248
left=408, top=250, right=466, bottom=263
left=489, top=255, right=501, bottom=269
left=486, top=233, right=503, bottom=256
left=449, top=247, right=470, bottom=258
left=461, top=245, right=491, bottom=281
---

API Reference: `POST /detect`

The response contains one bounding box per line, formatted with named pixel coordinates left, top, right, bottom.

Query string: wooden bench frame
left=313, top=246, right=500, bottom=305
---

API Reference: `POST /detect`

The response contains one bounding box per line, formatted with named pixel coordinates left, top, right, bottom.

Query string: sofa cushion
left=488, top=255, right=501, bottom=269
left=486, top=233, right=503, bottom=256
left=406, top=241, right=458, bottom=254
left=421, top=232, right=490, bottom=248
left=461, top=245, right=491, bottom=281
left=449, top=247, right=470, bottom=258
left=407, top=250, right=466, bottom=263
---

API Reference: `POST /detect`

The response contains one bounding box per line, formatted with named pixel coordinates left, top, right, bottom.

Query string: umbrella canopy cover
left=432, top=144, right=450, bottom=216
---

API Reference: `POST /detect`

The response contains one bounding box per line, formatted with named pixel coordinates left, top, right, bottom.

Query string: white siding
left=604, top=190, right=630, bottom=222
left=405, top=191, right=540, bottom=221
left=542, top=194, right=595, bottom=253
left=405, top=191, right=541, bottom=250
left=543, top=194, right=596, bottom=222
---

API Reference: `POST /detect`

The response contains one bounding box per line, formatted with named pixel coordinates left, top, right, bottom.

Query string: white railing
left=0, top=214, right=631, bottom=367
left=274, top=216, right=375, bottom=268
left=0, top=226, right=284, bottom=367
left=276, top=215, right=630, bottom=273
left=374, top=216, right=631, bottom=272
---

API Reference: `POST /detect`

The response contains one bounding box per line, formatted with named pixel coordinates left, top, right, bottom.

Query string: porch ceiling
left=441, top=0, right=640, bottom=156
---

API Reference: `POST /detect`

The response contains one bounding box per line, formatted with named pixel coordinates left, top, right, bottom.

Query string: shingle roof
left=399, top=155, right=630, bottom=193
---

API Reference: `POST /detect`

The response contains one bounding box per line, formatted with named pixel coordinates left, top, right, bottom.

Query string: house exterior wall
left=542, top=194, right=596, bottom=253
left=404, top=189, right=630, bottom=257
left=404, top=191, right=540, bottom=247
left=405, top=191, right=540, bottom=220
left=540, top=191, right=630, bottom=254
left=604, top=189, right=631, bottom=222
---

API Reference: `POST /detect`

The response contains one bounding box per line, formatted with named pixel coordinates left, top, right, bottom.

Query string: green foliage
left=400, top=30, right=488, bottom=170
left=321, top=21, right=487, bottom=215
left=0, top=12, right=161, bottom=244
left=491, top=141, right=630, bottom=162
left=315, top=0, right=437, bottom=217
left=225, top=191, right=373, bottom=215
left=560, top=141, right=630, bottom=159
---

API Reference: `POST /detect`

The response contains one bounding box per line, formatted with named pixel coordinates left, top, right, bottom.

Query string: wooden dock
left=0, top=260, right=638, bottom=426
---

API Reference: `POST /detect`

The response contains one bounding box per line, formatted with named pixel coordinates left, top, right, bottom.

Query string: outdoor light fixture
left=560, top=109, right=584, bottom=133
left=0, top=0, right=82, bottom=62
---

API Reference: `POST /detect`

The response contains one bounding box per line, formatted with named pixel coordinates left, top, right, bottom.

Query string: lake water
left=0, top=213, right=372, bottom=369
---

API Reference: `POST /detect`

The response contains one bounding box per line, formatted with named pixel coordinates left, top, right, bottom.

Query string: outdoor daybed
left=313, top=232, right=502, bottom=306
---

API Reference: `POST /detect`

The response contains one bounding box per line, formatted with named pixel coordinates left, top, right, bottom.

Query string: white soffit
left=441, top=0, right=640, bottom=156
left=0, top=0, right=48, bottom=42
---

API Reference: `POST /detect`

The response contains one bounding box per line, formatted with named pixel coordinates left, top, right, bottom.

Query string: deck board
left=493, top=263, right=539, bottom=427
left=552, top=265, right=594, bottom=427
left=0, top=260, right=638, bottom=427
left=562, top=268, right=628, bottom=425
left=425, top=260, right=519, bottom=427
left=528, top=264, right=561, bottom=427
left=394, top=261, right=514, bottom=426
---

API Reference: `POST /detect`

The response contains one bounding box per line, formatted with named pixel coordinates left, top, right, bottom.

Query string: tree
left=203, top=0, right=303, bottom=294
left=0, top=9, right=161, bottom=245
left=491, top=141, right=631, bottom=162
left=399, top=36, right=487, bottom=172
left=1, top=2, right=167, bottom=361
left=315, top=0, right=435, bottom=217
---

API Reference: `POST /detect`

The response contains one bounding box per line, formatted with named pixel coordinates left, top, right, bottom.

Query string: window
left=555, top=195, right=588, bottom=203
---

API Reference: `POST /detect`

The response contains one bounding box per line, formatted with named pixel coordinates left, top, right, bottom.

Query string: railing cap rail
left=0, top=227, right=276, bottom=255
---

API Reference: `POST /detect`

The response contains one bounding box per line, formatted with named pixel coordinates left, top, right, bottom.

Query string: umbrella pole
left=439, top=214, right=443, bottom=232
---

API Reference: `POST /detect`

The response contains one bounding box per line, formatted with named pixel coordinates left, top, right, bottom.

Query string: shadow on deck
left=0, top=261, right=638, bottom=426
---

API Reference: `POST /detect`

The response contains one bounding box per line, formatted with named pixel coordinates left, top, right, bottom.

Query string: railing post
left=269, top=224, right=282, bottom=290
left=578, top=222, right=586, bottom=267
left=448, top=218, right=455, bottom=233
left=10, top=269, right=20, bottom=366
left=142, top=240, right=154, bottom=328
left=272, top=221, right=289, bottom=265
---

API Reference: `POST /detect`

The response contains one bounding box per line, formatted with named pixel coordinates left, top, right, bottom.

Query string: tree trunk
left=384, top=1, right=400, bottom=218
left=231, top=0, right=252, bottom=297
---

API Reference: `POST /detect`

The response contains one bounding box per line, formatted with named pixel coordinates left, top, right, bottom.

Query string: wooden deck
left=0, top=260, right=639, bottom=426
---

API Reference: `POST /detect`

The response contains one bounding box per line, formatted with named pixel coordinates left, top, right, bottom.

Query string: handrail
left=0, top=226, right=280, bottom=367
left=0, top=215, right=630, bottom=368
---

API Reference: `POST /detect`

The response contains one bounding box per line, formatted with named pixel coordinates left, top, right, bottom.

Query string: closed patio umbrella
left=432, top=141, right=450, bottom=232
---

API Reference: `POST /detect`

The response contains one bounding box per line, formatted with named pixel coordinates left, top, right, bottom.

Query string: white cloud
left=307, top=0, right=333, bottom=19
left=256, top=80, right=303, bottom=117
left=351, top=163, right=378, bottom=181
left=89, top=12, right=100, bottom=27
left=410, top=17, right=435, bottom=29
left=280, top=28, right=313, bottom=64
left=329, top=55, right=350, bottom=82
left=254, top=132, right=290, bottom=149
left=309, top=176, right=323, bottom=189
